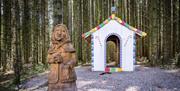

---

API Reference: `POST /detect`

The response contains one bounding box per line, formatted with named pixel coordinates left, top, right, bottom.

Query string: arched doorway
left=105, top=34, right=120, bottom=67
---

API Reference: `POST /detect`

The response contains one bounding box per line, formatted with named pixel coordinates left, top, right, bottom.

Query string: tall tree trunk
left=2, top=0, right=12, bottom=72
left=41, top=0, right=48, bottom=64
left=163, top=0, right=172, bottom=65
left=32, top=0, right=40, bottom=65
left=73, top=0, right=80, bottom=64
left=175, top=0, right=180, bottom=67
left=78, top=0, right=83, bottom=63
left=53, top=0, right=63, bottom=25
left=12, top=0, right=22, bottom=88
left=0, top=0, right=2, bottom=70
left=160, top=0, right=164, bottom=65
left=68, top=0, right=73, bottom=39
left=22, top=0, right=31, bottom=63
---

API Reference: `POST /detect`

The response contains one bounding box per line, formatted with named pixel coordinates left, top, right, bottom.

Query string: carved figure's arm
left=63, top=53, right=76, bottom=69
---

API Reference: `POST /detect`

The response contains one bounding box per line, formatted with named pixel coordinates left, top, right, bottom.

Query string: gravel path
left=20, top=65, right=180, bottom=91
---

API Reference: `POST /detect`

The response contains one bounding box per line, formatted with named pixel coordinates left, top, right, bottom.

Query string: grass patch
left=0, top=63, right=49, bottom=90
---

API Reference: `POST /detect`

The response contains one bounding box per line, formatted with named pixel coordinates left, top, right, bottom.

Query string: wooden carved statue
left=48, top=24, right=77, bottom=91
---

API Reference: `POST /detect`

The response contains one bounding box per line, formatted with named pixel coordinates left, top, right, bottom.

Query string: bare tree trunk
left=53, top=0, right=63, bottom=25
left=32, top=0, right=40, bottom=65
left=0, top=0, right=2, bottom=70
left=41, top=0, right=48, bottom=64
left=68, top=0, right=72, bottom=37
left=22, top=0, right=31, bottom=64
left=12, top=0, right=22, bottom=88
left=2, top=0, right=12, bottom=72
left=163, top=0, right=172, bottom=65
left=73, top=0, right=81, bottom=64
left=78, top=0, right=83, bottom=63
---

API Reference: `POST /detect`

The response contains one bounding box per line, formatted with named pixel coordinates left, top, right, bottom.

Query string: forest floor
left=20, top=65, right=180, bottom=91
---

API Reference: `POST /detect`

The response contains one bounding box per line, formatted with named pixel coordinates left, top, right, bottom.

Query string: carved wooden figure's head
left=51, top=24, right=70, bottom=44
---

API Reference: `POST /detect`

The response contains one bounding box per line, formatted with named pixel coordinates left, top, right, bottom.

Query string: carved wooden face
left=52, top=24, right=70, bottom=43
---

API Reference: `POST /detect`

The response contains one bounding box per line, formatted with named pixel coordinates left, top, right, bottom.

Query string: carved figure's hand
left=48, top=53, right=63, bottom=64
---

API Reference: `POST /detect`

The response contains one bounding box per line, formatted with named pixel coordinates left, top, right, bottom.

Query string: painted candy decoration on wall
left=82, top=14, right=147, bottom=39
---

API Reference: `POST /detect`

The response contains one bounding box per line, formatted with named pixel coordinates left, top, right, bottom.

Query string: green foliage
left=21, top=63, right=48, bottom=81
left=0, top=64, right=48, bottom=90
left=106, top=41, right=116, bottom=63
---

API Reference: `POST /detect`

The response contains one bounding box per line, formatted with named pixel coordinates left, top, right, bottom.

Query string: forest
left=0, top=0, right=180, bottom=90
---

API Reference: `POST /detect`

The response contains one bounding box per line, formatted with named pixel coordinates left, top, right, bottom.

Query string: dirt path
left=20, top=65, right=180, bottom=91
